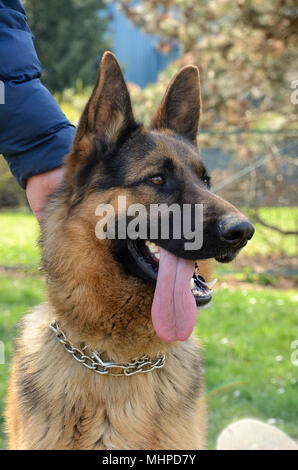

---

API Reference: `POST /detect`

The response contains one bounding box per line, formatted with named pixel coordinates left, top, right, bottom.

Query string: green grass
left=0, top=212, right=40, bottom=267
left=0, top=275, right=45, bottom=449
left=196, top=288, right=298, bottom=448
left=0, top=209, right=297, bottom=449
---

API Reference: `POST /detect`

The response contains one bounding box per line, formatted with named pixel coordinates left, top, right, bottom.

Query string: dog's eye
left=150, top=175, right=166, bottom=185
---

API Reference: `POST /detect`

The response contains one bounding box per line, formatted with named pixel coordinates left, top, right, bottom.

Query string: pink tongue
left=151, top=247, right=197, bottom=342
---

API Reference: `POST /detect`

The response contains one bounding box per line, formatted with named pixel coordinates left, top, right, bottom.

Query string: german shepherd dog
left=5, top=52, right=254, bottom=450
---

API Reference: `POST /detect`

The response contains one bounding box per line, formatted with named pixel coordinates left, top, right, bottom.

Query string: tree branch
left=252, top=210, right=298, bottom=236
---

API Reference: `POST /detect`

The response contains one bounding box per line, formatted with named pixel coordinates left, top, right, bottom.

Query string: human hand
left=26, top=166, right=65, bottom=223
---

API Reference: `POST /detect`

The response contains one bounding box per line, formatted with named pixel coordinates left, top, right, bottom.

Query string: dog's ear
left=150, top=66, right=201, bottom=145
left=66, top=51, right=137, bottom=186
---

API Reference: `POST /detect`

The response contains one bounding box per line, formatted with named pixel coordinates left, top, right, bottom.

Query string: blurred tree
left=25, top=0, right=111, bottom=92
left=114, top=0, right=298, bottom=131
left=115, top=0, right=298, bottom=214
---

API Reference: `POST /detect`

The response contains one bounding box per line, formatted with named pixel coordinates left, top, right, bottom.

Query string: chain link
left=49, top=320, right=165, bottom=377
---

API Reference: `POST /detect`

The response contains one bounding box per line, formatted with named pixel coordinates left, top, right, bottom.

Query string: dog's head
left=44, top=52, right=254, bottom=345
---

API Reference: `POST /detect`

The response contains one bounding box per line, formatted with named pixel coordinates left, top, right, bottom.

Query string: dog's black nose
left=218, top=216, right=255, bottom=248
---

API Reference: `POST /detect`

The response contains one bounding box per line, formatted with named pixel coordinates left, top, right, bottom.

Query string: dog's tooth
left=146, top=241, right=154, bottom=252
left=149, top=242, right=158, bottom=253
left=194, top=290, right=208, bottom=297
left=155, top=252, right=160, bottom=260
left=206, top=279, right=217, bottom=289
left=190, top=278, right=195, bottom=290
left=145, top=241, right=160, bottom=255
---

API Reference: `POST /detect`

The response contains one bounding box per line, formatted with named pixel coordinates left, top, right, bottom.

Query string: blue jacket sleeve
left=0, top=0, right=76, bottom=188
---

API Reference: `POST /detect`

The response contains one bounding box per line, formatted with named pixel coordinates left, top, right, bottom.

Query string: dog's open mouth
left=127, top=240, right=212, bottom=307
left=127, top=240, right=214, bottom=343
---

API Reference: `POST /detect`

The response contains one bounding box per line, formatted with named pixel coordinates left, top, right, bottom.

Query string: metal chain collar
left=49, top=319, right=165, bottom=377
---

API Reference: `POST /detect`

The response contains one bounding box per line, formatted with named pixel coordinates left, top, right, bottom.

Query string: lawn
left=0, top=212, right=40, bottom=267
left=196, top=288, right=298, bottom=447
left=0, top=209, right=297, bottom=449
left=0, top=275, right=45, bottom=450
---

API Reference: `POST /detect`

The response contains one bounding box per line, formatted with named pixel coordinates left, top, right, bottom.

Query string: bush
left=0, top=158, right=27, bottom=208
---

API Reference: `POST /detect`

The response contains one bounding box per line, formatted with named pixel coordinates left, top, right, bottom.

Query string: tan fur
left=5, top=52, right=215, bottom=450
left=6, top=306, right=206, bottom=450
left=5, top=189, right=209, bottom=449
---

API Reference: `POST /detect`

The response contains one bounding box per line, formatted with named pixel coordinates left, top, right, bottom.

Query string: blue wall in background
left=109, top=4, right=179, bottom=88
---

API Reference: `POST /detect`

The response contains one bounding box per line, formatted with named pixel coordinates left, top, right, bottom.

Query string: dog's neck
left=47, top=268, right=165, bottom=361
left=42, top=202, right=167, bottom=361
